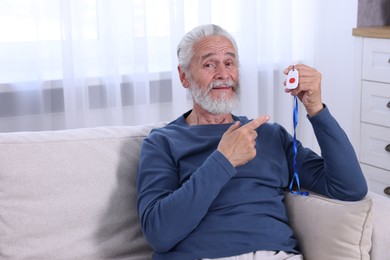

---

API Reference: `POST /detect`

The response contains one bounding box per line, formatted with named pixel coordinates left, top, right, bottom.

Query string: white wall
left=303, top=0, right=360, bottom=152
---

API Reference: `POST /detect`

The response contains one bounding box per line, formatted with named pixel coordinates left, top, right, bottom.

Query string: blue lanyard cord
left=288, top=96, right=309, bottom=196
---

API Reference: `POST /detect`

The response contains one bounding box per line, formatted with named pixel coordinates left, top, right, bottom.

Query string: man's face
left=184, top=36, right=240, bottom=114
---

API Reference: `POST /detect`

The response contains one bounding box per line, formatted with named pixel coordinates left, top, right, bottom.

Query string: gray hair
left=177, top=24, right=239, bottom=73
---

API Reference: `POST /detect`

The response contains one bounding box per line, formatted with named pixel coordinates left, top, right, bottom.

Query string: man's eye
left=226, top=62, right=235, bottom=67
left=204, top=64, right=215, bottom=69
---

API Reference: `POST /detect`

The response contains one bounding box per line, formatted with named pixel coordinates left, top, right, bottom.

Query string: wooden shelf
left=352, top=26, right=390, bottom=39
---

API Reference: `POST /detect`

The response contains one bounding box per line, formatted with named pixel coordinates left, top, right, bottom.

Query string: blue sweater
left=136, top=106, right=367, bottom=260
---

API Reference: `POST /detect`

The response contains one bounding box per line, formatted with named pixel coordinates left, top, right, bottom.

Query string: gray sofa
left=0, top=123, right=389, bottom=260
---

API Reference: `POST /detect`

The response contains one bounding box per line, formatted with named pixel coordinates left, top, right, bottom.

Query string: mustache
left=208, top=80, right=237, bottom=90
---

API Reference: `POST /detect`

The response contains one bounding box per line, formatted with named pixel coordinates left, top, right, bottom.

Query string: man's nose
left=214, top=64, right=229, bottom=80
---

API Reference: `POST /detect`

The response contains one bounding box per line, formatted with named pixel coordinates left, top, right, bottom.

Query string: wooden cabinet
left=353, top=27, right=390, bottom=198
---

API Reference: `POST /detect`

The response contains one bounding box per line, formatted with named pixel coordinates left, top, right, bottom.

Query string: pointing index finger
left=242, top=115, right=270, bottom=130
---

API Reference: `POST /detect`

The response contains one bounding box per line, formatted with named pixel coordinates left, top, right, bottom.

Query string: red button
left=289, top=78, right=296, bottom=84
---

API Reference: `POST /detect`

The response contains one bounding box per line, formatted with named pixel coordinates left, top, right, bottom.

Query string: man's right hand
left=217, top=115, right=270, bottom=167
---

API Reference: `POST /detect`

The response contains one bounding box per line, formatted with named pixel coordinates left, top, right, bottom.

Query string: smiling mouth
left=212, top=85, right=232, bottom=90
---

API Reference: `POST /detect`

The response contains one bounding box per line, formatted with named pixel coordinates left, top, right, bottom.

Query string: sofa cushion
left=368, top=191, right=390, bottom=260
left=285, top=191, right=373, bottom=260
left=0, top=124, right=164, bottom=260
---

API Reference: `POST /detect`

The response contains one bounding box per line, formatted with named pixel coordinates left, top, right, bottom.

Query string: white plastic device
left=286, top=69, right=299, bottom=89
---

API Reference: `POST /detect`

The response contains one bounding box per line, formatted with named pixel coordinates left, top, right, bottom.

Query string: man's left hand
left=283, top=64, right=324, bottom=117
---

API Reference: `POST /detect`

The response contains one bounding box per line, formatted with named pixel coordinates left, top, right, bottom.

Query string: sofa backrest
left=0, top=123, right=165, bottom=260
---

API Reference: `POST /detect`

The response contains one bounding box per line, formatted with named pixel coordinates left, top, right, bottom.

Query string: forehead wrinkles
left=192, top=36, right=236, bottom=62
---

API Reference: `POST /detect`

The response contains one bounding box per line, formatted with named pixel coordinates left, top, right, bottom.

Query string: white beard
left=188, top=79, right=240, bottom=114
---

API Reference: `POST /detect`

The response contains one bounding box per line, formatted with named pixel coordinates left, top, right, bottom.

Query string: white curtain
left=0, top=0, right=359, bottom=151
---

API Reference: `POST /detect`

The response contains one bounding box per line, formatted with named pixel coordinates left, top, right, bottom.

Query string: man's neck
left=185, top=107, right=234, bottom=125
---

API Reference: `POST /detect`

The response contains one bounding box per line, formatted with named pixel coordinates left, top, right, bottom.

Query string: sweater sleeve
left=136, top=134, right=236, bottom=253
left=292, top=105, right=368, bottom=201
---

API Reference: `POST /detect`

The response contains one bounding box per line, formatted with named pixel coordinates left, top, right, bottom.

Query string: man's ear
left=178, top=65, right=189, bottom=88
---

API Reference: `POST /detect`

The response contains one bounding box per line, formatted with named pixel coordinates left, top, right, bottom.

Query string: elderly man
left=136, top=24, right=367, bottom=260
